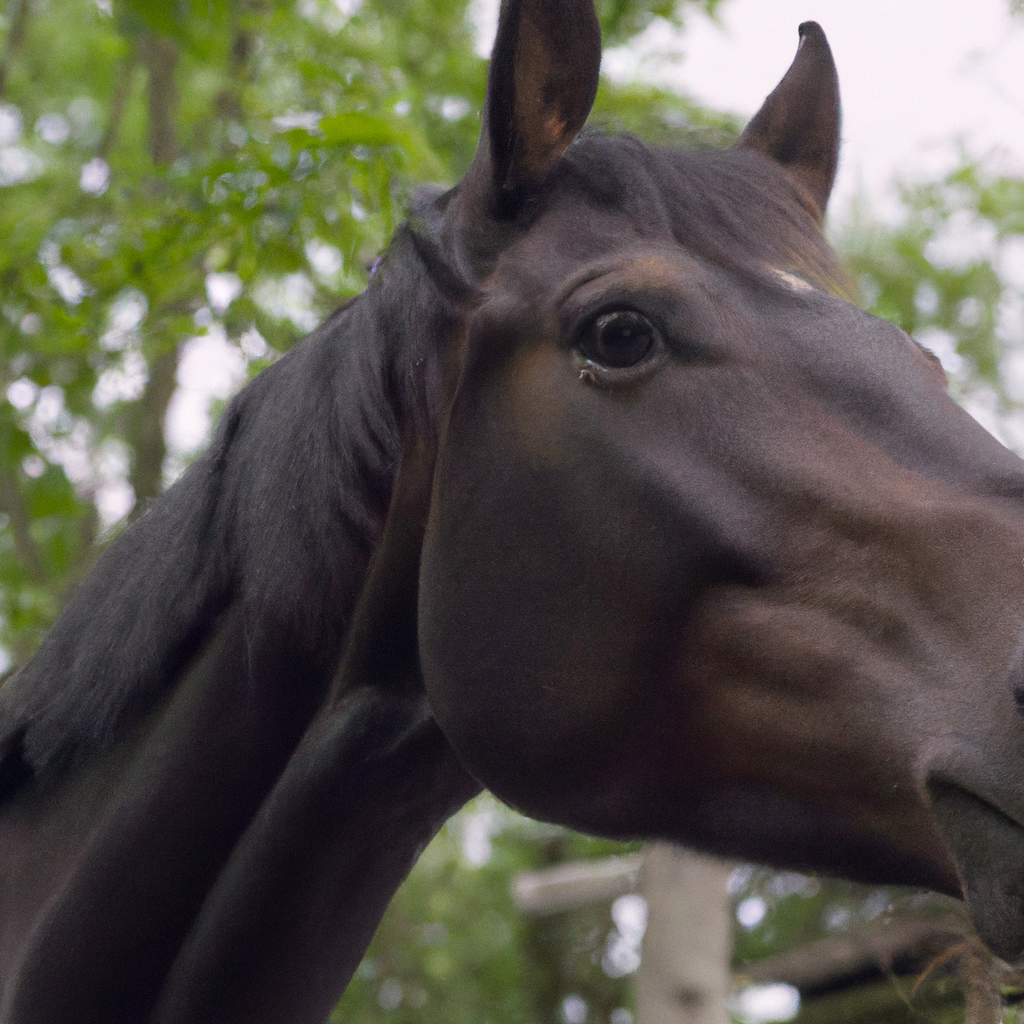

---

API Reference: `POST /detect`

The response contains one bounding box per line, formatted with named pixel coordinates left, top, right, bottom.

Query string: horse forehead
left=486, top=230, right=718, bottom=308
left=604, top=254, right=690, bottom=290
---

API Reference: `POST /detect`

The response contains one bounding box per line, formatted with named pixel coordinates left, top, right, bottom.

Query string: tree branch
left=214, top=27, right=254, bottom=123
left=741, top=916, right=970, bottom=997
left=138, top=31, right=179, bottom=165
left=128, top=347, right=179, bottom=515
left=513, top=854, right=643, bottom=915
left=0, top=466, right=47, bottom=586
left=98, top=45, right=138, bottom=161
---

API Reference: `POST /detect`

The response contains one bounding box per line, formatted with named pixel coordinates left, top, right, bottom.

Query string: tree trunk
left=139, top=31, right=179, bottom=165
left=636, top=845, right=733, bottom=1024
left=128, top=347, right=180, bottom=514
left=0, top=0, right=32, bottom=98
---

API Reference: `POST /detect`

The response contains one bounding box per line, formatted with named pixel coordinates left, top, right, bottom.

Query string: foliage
left=594, top=0, right=722, bottom=46
left=840, top=157, right=1024, bottom=451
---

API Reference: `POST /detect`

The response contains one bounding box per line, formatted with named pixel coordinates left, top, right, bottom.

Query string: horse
left=3, top=0, right=1024, bottom=1020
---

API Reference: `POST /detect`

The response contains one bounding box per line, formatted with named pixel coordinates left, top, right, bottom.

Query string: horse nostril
left=1009, top=648, right=1024, bottom=716
left=1014, top=686, right=1024, bottom=715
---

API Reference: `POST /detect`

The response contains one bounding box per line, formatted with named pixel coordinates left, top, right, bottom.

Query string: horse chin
left=929, top=779, right=1024, bottom=967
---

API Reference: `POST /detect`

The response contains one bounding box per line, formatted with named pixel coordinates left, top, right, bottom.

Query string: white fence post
left=636, top=844, right=733, bottom=1024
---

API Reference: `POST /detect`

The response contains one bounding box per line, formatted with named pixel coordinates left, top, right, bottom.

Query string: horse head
left=410, top=0, right=1024, bottom=966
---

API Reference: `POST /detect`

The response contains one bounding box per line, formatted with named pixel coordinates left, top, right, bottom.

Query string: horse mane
left=0, top=227, right=459, bottom=783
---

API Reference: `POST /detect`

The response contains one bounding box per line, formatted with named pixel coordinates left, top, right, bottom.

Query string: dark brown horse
left=3, top=1, right=1024, bottom=1021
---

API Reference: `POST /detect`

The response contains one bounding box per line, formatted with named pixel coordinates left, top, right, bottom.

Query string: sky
left=599, top=0, right=1024, bottom=220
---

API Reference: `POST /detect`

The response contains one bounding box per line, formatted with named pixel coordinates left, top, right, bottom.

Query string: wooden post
left=636, top=844, right=734, bottom=1024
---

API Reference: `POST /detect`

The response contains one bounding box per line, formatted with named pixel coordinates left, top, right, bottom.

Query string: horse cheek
left=419, top=376, right=616, bottom=810
left=419, top=354, right=701, bottom=825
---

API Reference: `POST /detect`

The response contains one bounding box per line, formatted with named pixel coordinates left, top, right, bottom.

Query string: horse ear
left=465, top=0, right=602, bottom=218
left=737, top=21, right=840, bottom=219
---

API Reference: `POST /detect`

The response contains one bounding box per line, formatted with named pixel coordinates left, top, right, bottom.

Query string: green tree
left=332, top=797, right=646, bottom=1024
left=841, top=159, right=1024, bottom=447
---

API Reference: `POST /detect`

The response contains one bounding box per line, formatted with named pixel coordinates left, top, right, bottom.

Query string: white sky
left=600, top=0, right=1024, bottom=220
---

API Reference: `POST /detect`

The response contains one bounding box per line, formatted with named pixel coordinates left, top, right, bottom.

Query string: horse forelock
left=549, top=132, right=851, bottom=299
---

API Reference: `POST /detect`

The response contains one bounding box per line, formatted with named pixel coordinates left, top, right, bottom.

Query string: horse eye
left=578, top=310, right=657, bottom=369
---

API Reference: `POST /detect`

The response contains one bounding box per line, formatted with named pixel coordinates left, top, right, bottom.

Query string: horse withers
left=3, top=1, right=1024, bottom=1021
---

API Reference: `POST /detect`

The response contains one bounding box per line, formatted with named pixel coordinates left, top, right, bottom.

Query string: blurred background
left=2, top=0, right=1024, bottom=1020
